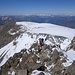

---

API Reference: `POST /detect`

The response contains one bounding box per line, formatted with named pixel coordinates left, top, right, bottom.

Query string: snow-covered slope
left=16, top=22, right=75, bottom=40
left=0, top=21, right=75, bottom=67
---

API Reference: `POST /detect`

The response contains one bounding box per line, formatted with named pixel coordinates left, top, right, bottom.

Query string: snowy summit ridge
left=16, top=22, right=75, bottom=40
left=0, top=21, right=75, bottom=75
left=0, top=21, right=75, bottom=66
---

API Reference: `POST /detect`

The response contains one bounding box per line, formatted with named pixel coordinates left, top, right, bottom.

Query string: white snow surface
left=0, top=21, right=75, bottom=67
left=31, top=70, right=51, bottom=75
left=0, top=33, right=36, bottom=66
left=16, top=22, right=75, bottom=40
left=63, top=49, right=75, bottom=67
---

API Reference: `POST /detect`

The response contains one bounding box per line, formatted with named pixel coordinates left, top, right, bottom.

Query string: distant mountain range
left=0, top=15, right=75, bottom=28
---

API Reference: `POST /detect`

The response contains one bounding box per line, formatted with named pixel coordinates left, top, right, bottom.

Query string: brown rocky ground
left=1, top=39, right=75, bottom=75
left=0, top=22, right=21, bottom=48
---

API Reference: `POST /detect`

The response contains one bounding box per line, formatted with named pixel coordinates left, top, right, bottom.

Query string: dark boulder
left=37, top=66, right=46, bottom=71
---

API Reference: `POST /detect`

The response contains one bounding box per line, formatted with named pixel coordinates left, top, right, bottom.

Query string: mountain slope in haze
left=0, top=15, right=75, bottom=29
left=0, top=22, right=75, bottom=75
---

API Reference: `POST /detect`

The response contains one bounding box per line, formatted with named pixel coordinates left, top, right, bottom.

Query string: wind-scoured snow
left=0, top=21, right=75, bottom=67
left=16, top=22, right=75, bottom=40
left=60, top=39, right=71, bottom=50
left=0, top=33, right=36, bottom=66
left=63, top=49, right=75, bottom=67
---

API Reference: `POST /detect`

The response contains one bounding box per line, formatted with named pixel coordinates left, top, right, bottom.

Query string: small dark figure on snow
left=39, top=38, right=44, bottom=47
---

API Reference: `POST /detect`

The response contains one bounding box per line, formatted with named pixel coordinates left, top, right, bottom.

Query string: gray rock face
left=17, top=70, right=27, bottom=75
left=64, top=61, right=75, bottom=75
left=71, top=37, right=75, bottom=50
left=51, top=49, right=60, bottom=64
left=67, top=37, right=75, bottom=51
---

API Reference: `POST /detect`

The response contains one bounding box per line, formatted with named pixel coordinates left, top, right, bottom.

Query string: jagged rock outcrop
left=67, top=37, right=75, bottom=51
left=63, top=61, right=75, bottom=75
left=0, top=43, right=66, bottom=75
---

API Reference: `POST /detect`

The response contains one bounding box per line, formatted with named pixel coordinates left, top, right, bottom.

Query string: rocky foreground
left=0, top=36, right=75, bottom=75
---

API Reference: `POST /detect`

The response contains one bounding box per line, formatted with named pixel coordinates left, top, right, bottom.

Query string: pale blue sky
left=0, top=0, right=75, bottom=15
